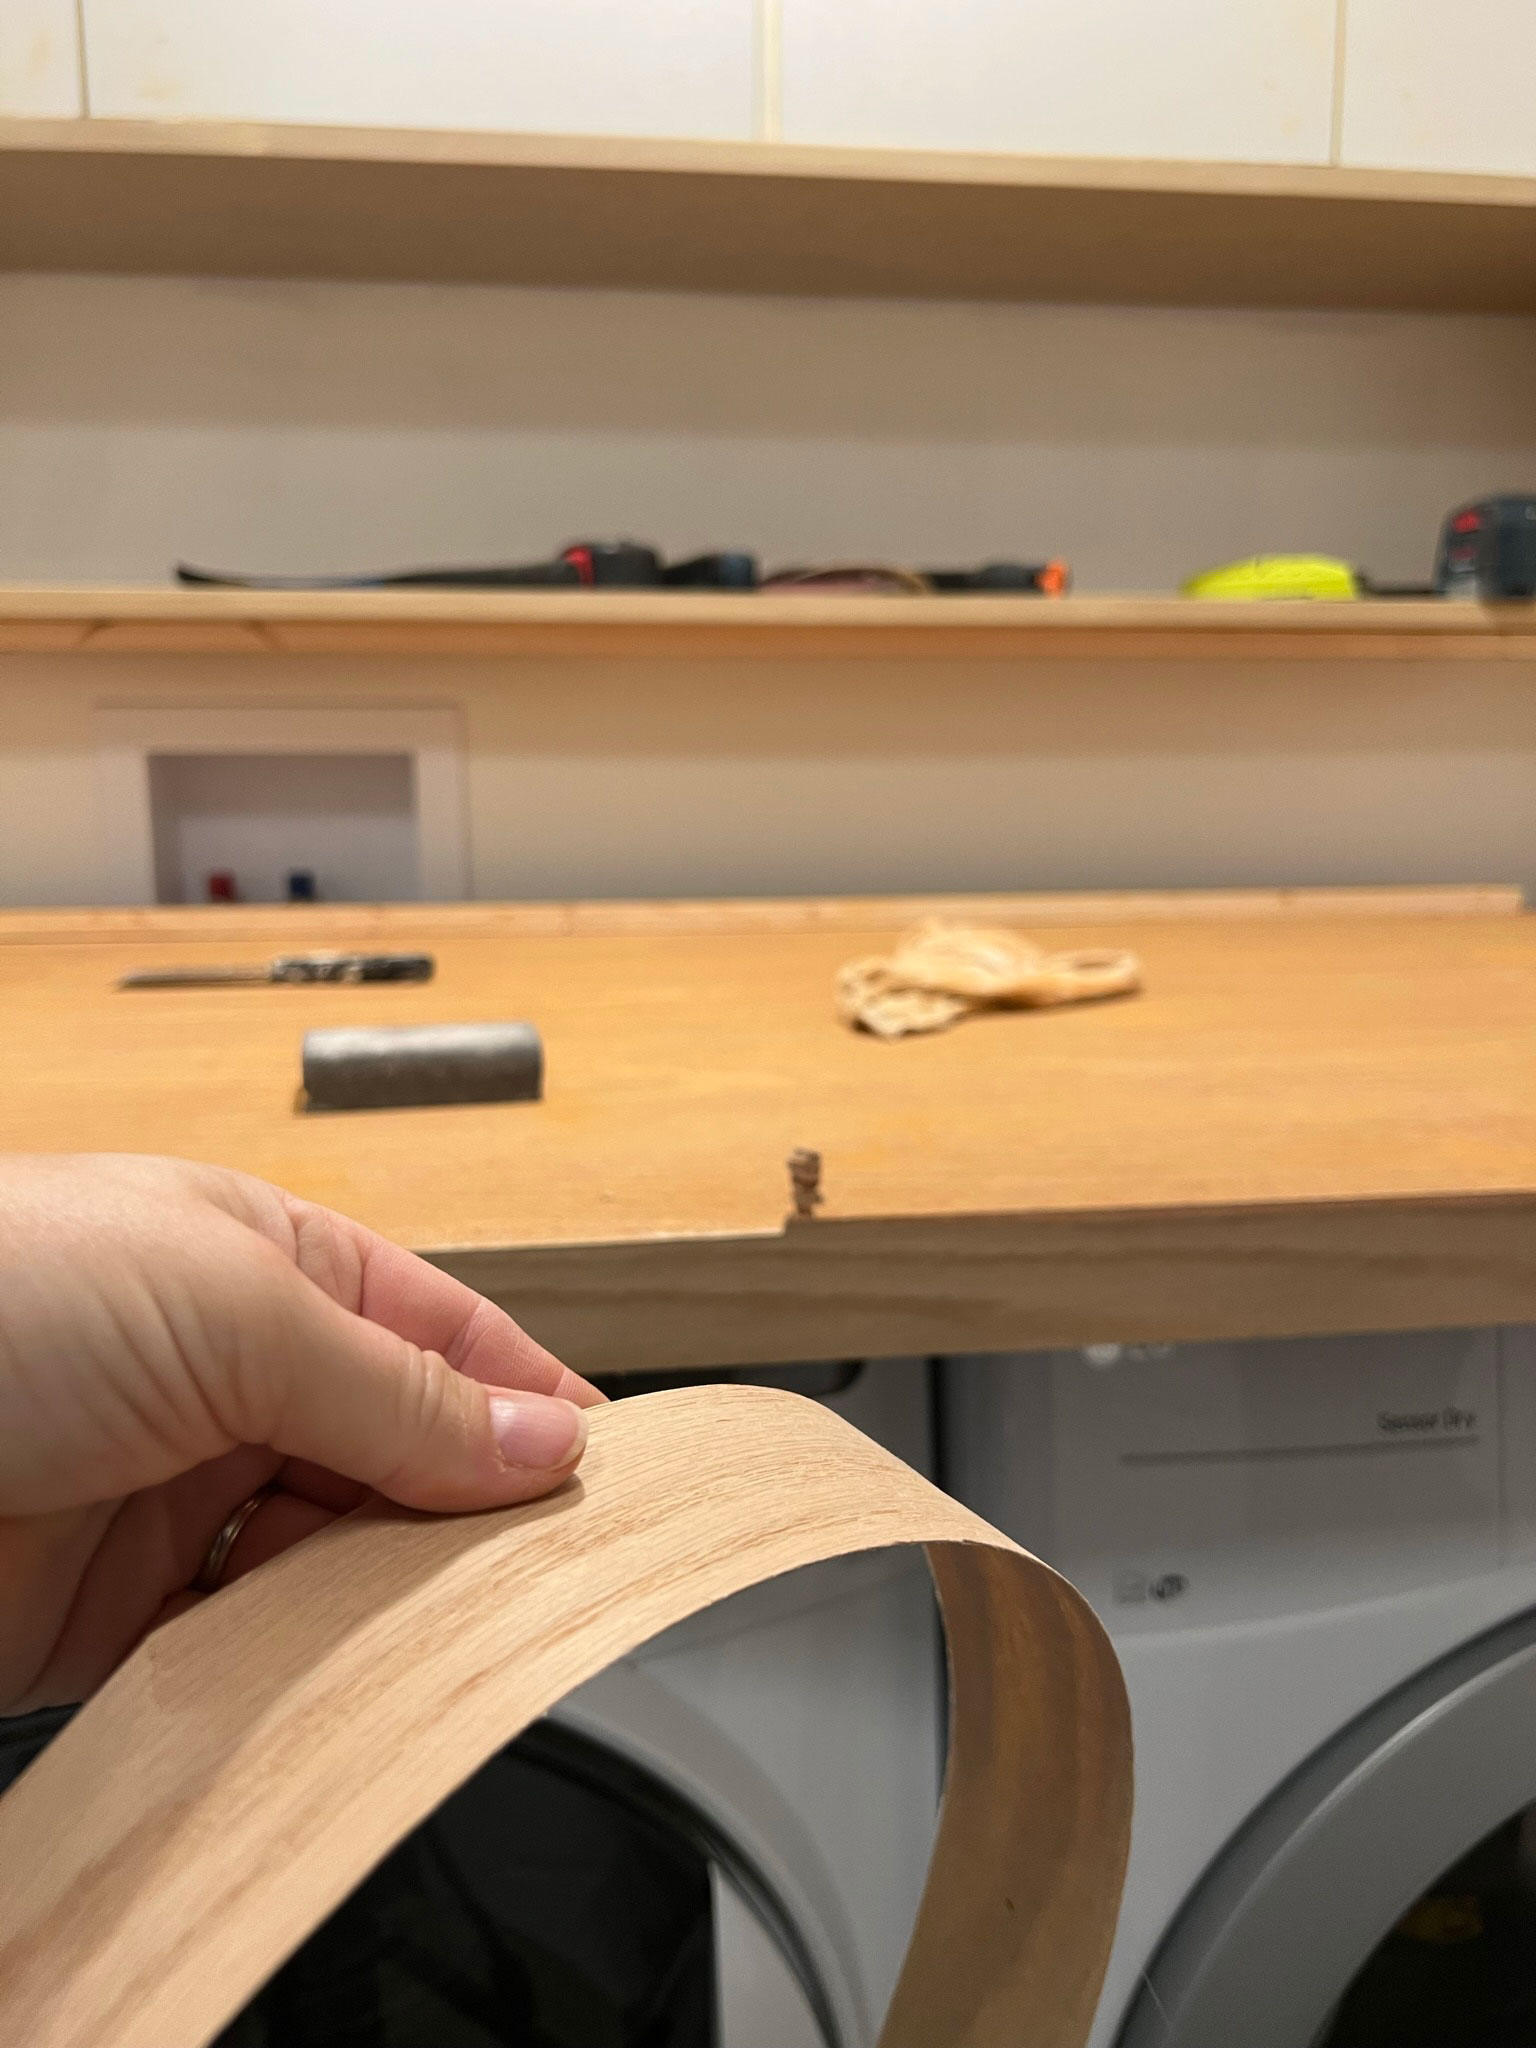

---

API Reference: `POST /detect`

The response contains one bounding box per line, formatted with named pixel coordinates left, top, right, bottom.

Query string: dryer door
left=1115, top=1609, right=1536, bottom=2048
left=0, top=1708, right=837, bottom=2048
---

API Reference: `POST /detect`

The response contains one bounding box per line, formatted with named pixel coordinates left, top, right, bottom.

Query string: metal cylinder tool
left=302, top=1022, right=543, bottom=1111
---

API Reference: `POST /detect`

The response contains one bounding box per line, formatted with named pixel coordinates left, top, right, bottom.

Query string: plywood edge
left=429, top=1192, right=1536, bottom=1373
left=3, top=588, right=1536, bottom=660
left=0, top=1386, right=1132, bottom=2048
left=0, top=884, right=1520, bottom=946
left=7, top=119, right=1535, bottom=309
left=5, top=116, right=1536, bottom=211
left=558, top=884, right=1529, bottom=930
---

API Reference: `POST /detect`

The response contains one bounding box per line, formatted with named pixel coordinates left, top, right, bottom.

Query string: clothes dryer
left=942, top=1328, right=1536, bottom=2048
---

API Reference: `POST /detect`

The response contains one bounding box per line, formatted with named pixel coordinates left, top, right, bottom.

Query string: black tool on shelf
left=178, top=558, right=583, bottom=590
left=176, top=541, right=759, bottom=591
left=923, top=559, right=1070, bottom=594
left=175, top=545, right=1070, bottom=595
left=761, top=558, right=1071, bottom=594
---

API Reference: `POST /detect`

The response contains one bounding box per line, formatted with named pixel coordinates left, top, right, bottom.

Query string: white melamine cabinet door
left=82, top=0, right=754, bottom=138
left=781, top=0, right=1337, bottom=164
left=1341, top=0, right=1536, bottom=177
left=0, top=0, right=81, bottom=115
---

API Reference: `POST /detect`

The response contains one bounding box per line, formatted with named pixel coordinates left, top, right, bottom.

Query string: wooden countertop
left=3, top=886, right=1535, bottom=1373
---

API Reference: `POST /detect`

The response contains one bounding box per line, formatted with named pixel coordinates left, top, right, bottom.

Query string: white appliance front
left=941, top=1328, right=1536, bottom=2048
left=560, top=1358, right=943, bottom=2048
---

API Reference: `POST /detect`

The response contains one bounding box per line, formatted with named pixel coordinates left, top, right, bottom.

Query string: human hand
left=0, top=1154, right=604, bottom=1712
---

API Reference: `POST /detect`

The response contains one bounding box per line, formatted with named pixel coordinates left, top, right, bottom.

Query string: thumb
left=242, top=1266, right=588, bottom=1511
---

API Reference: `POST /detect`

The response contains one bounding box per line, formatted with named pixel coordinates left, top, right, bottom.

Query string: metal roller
left=302, top=1022, right=543, bottom=1112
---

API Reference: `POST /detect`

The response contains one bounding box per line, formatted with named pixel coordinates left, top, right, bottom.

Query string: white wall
left=7, top=10, right=1536, bottom=907
left=1341, top=0, right=1536, bottom=177
left=0, top=0, right=80, bottom=116
left=81, top=0, right=756, bottom=139
left=779, top=0, right=1337, bottom=162
left=9, top=652, right=1536, bottom=907
left=5, top=274, right=1534, bottom=592
left=3, top=270, right=1536, bottom=908
left=18, top=0, right=1533, bottom=175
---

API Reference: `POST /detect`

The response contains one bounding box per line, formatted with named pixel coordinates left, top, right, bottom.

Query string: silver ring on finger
left=193, top=1484, right=277, bottom=1595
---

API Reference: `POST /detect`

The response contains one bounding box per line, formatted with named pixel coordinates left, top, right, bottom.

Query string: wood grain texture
left=0, top=889, right=1532, bottom=1365
left=3, top=586, right=1536, bottom=660
left=0, top=1385, right=1133, bottom=2048
left=2, top=117, right=1536, bottom=310
left=0, top=884, right=1516, bottom=946
left=454, top=1197, right=1536, bottom=1370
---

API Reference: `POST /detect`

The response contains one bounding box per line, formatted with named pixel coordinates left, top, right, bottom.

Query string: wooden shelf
left=2, top=584, right=1536, bottom=661
left=3, top=888, right=1535, bottom=1371
left=4, top=118, right=1536, bottom=311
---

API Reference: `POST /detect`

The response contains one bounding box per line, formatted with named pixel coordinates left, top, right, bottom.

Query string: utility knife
left=118, top=951, right=436, bottom=989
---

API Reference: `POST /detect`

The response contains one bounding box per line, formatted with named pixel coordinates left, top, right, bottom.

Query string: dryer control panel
left=944, top=1329, right=1536, bottom=1630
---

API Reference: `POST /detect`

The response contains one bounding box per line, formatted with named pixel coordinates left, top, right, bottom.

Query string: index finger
left=278, top=1195, right=606, bottom=1408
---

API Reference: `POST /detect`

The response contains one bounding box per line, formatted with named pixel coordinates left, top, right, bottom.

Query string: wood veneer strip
left=0, top=1385, right=1132, bottom=2048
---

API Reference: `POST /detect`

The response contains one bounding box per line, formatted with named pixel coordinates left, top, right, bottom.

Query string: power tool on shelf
left=1432, top=496, right=1536, bottom=600
left=177, top=542, right=756, bottom=591
left=176, top=544, right=1071, bottom=595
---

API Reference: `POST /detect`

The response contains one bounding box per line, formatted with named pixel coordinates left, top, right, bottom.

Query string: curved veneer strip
left=0, top=1384, right=1131, bottom=2047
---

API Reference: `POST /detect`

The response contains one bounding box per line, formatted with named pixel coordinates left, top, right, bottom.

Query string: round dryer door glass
left=208, top=1720, right=837, bottom=2048
left=1315, top=1802, right=1536, bottom=2048
left=1112, top=1609, right=1536, bottom=2048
